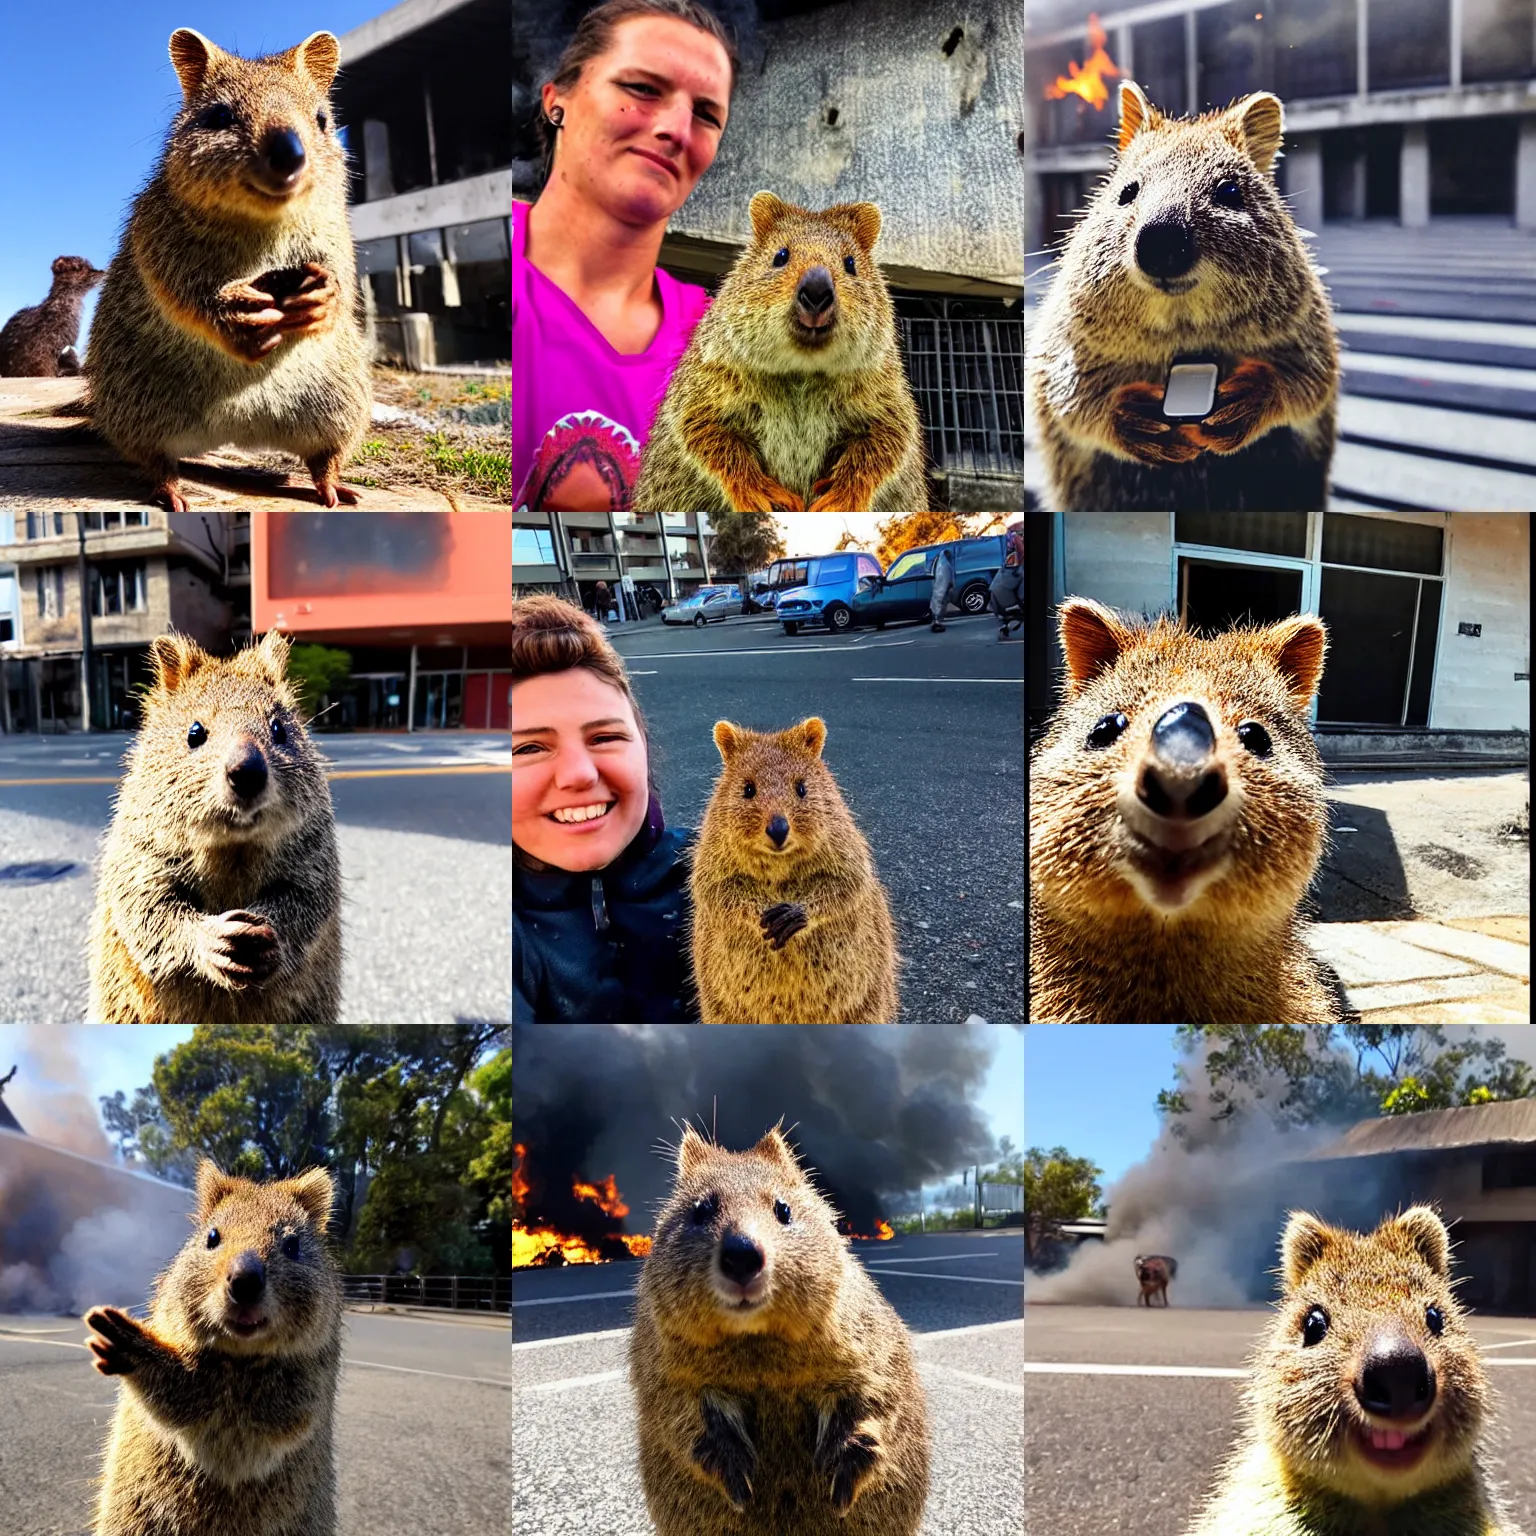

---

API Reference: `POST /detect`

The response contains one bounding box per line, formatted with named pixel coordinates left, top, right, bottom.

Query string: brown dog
left=1134, top=1253, right=1177, bottom=1306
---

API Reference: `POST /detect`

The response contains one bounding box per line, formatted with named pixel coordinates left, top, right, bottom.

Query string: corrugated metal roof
left=1300, top=1098, right=1536, bottom=1161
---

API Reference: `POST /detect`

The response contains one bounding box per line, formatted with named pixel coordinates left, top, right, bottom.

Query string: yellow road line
left=0, top=766, right=510, bottom=787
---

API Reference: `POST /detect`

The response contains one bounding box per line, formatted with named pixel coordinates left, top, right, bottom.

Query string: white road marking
left=345, top=1359, right=510, bottom=1387
left=1026, top=1362, right=1246, bottom=1378
left=512, top=1288, right=635, bottom=1309
left=518, top=1368, right=625, bottom=1394
left=866, top=1252, right=1000, bottom=1267
left=851, top=677, right=1021, bottom=683
left=513, top=1326, right=633, bottom=1352
left=921, top=1363, right=1024, bottom=1396
left=866, top=1270, right=1024, bottom=1287
left=1480, top=1337, right=1536, bottom=1351
left=0, top=1333, right=85, bottom=1350
left=617, top=640, right=917, bottom=659
left=919, top=1318, right=1025, bottom=1342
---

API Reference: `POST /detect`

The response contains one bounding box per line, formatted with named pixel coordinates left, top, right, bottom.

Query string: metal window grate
left=898, top=302, right=1024, bottom=478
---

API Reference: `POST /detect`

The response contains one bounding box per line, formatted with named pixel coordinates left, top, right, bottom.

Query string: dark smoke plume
left=512, top=1024, right=1006, bottom=1248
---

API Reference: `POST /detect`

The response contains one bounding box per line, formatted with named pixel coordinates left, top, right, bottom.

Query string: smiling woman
left=512, top=1, right=740, bottom=512
left=512, top=595, right=698, bottom=1023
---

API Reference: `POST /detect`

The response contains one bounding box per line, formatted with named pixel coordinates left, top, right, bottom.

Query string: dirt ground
left=1317, top=769, right=1530, bottom=923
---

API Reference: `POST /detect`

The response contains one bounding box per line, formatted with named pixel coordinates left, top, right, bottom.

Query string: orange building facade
left=252, top=512, right=511, bottom=731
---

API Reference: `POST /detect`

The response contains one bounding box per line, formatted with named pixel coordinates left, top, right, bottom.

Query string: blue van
left=776, top=551, right=886, bottom=635
left=848, top=535, right=1008, bottom=630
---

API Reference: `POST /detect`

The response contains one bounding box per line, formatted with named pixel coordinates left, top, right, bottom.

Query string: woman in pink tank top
left=514, top=1, right=741, bottom=512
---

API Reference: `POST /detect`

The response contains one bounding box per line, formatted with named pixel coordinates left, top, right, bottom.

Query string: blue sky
left=1025, top=1025, right=1181, bottom=1189
left=0, top=2, right=383, bottom=348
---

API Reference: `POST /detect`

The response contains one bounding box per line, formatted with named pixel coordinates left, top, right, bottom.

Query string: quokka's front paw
left=1109, top=380, right=1204, bottom=465
left=761, top=902, right=808, bottom=949
left=813, top=1400, right=885, bottom=1513
left=692, top=1397, right=757, bottom=1510
left=84, top=1307, right=153, bottom=1377
left=1186, top=358, right=1280, bottom=454
left=196, top=910, right=280, bottom=988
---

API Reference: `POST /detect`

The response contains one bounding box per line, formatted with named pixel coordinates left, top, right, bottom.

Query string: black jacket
left=513, top=799, right=697, bottom=1023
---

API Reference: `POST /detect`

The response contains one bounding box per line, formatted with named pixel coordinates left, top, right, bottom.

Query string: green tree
left=1023, top=1145, right=1102, bottom=1265
left=284, top=643, right=353, bottom=722
left=706, top=512, right=785, bottom=588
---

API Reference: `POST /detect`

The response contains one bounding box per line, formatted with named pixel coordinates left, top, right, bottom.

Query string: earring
left=547, top=105, right=565, bottom=129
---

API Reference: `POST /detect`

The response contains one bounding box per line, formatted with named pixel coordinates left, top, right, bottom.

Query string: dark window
left=1321, top=515, right=1444, bottom=575
left=1179, top=559, right=1304, bottom=633
left=1177, top=512, right=1308, bottom=559
left=1274, top=0, right=1358, bottom=99
left=1367, top=0, right=1450, bottom=90
left=1431, top=117, right=1518, bottom=218
left=1484, top=1150, right=1536, bottom=1190
left=1198, top=0, right=1274, bottom=109
left=1404, top=580, right=1442, bottom=727
left=1131, top=16, right=1188, bottom=116
left=1463, top=0, right=1536, bottom=84
left=1316, top=570, right=1427, bottom=724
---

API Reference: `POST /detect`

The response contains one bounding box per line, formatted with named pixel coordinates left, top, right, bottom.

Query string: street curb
left=345, top=1302, right=510, bottom=1329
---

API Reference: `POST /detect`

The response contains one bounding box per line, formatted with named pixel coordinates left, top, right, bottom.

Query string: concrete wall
left=1058, top=513, right=1173, bottom=615
left=1434, top=512, right=1531, bottom=731
left=675, top=0, right=1024, bottom=289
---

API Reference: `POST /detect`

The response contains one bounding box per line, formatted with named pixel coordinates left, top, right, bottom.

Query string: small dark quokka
left=1028, top=80, right=1339, bottom=511
left=85, top=1161, right=342, bottom=1536
left=1185, top=1207, right=1527, bottom=1536
left=87, top=629, right=341, bottom=1025
left=630, top=1125, right=929, bottom=1535
left=1030, top=598, right=1339, bottom=1025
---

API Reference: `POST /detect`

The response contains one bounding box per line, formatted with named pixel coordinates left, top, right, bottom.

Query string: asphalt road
left=0, top=1308, right=511, bottom=1536
left=1026, top=1305, right=1536, bottom=1536
left=513, top=1230, right=1024, bottom=1535
left=0, top=733, right=511, bottom=1024
left=607, top=612, right=1026, bottom=1024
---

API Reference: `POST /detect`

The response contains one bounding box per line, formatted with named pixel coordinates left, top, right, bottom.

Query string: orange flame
left=876, top=1220, right=894, bottom=1241
left=512, top=1146, right=650, bottom=1266
left=1044, top=13, right=1120, bottom=110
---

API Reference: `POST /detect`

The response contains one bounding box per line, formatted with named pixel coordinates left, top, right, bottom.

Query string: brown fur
left=690, top=717, right=899, bottom=1024
left=1030, top=598, right=1338, bottom=1024
left=0, top=256, right=106, bottom=376
left=632, top=192, right=928, bottom=513
left=630, top=1125, right=929, bottom=1535
left=1028, top=81, right=1339, bottom=511
left=1135, top=1253, right=1176, bottom=1307
left=85, top=1161, right=342, bottom=1536
left=1186, top=1207, right=1524, bottom=1536
left=87, top=629, right=341, bottom=1024
left=85, top=29, right=370, bottom=511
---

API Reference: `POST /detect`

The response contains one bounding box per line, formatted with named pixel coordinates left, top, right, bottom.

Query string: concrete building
left=0, top=511, right=248, bottom=734
left=251, top=512, right=512, bottom=731
left=514, top=0, right=1025, bottom=512
left=1025, top=0, right=1536, bottom=255
left=1285, top=1098, right=1536, bottom=1312
left=339, top=0, right=511, bottom=369
left=1027, top=511, right=1531, bottom=751
left=514, top=511, right=718, bottom=611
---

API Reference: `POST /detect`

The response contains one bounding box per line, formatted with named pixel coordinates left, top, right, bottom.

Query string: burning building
left=1026, top=0, right=1536, bottom=254
left=0, top=1123, right=193, bottom=1312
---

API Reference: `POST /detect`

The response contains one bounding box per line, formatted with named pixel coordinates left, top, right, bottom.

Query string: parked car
left=775, top=552, right=886, bottom=635
left=848, top=536, right=1008, bottom=630
left=662, top=586, right=743, bottom=626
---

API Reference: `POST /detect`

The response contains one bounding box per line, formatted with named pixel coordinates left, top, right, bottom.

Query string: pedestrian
left=513, top=595, right=697, bottom=1023
left=593, top=578, right=614, bottom=622
left=929, top=545, right=955, bottom=632
left=990, top=520, right=1024, bottom=639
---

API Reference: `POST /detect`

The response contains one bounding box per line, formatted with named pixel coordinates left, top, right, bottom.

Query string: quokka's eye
left=691, top=1195, right=718, bottom=1225
left=773, top=1199, right=792, bottom=1225
left=271, top=719, right=289, bottom=746
left=1302, top=1306, right=1329, bottom=1346
left=1213, top=178, right=1245, bottom=210
left=743, top=781, right=757, bottom=800
left=843, top=256, right=856, bottom=275
left=1085, top=713, right=1129, bottom=750
left=188, top=722, right=208, bottom=748
left=206, top=1226, right=221, bottom=1250
left=1426, top=1303, right=1445, bottom=1336
left=772, top=248, right=790, bottom=268
left=282, top=1233, right=302, bottom=1259
left=1237, top=721, right=1272, bottom=757
left=1118, top=181, right=1139, bottom=205
left=201, top=103, right=235, bottom=131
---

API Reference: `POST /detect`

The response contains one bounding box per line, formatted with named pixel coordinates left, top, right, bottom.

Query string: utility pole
left=76, top=514, right=93, bottom=732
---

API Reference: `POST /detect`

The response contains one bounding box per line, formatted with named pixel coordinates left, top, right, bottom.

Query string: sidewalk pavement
left=1310, top=915, right=1530, bottom=1023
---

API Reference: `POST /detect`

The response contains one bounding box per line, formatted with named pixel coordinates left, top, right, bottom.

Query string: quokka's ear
left=1057, top=599, right=1135, bottom=697
left=1118, top=81, right=1163, bottom=153
left=1221, top=91, right=1285, bottom=174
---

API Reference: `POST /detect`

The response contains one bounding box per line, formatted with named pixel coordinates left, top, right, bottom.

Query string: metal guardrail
left=341, top=1274, right=511, bottom=1313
